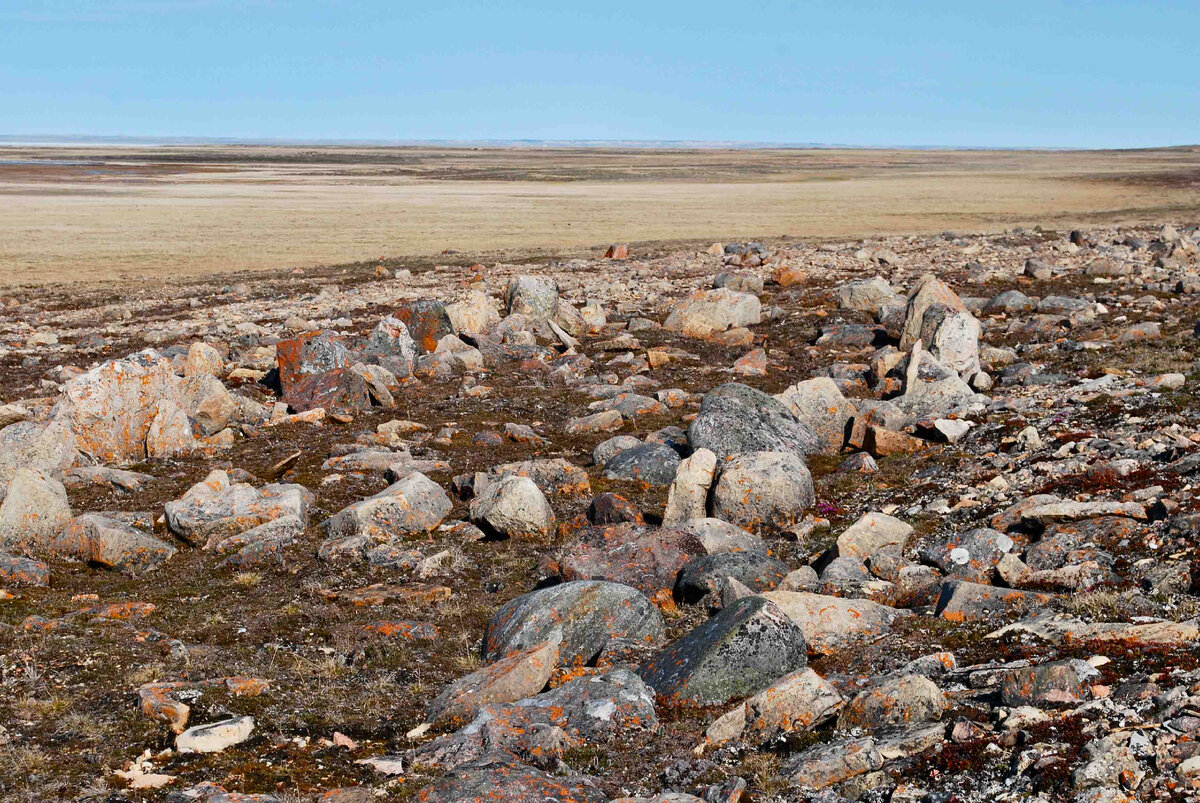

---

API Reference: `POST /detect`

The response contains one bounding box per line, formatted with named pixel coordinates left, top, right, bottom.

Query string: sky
left=1, top=0, right=1196, bottom=148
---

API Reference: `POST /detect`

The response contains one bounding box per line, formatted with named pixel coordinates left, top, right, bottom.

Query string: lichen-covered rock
left=324, top=472, right=451, bottom=541
left=426, top=635, right=561, bottom=728
left=637, top=596, right=807, bottom=705
left=601, top=443, right=681, bottom=487
left=1001, top=659, right=1099, bottom=707
left=414, top=751, right=608, bottom=803
left=414, top=669, right=657, bottom=771
left=556, top=523, right=705, bottom=597
left=165, top=470, right=313, bottom=546
left=837, top=674, right=948, bottom=729
left=52, top=349, right=188, bottom=464
left=0, top=467, right=72, bottom=553
left=51, top=513, right=176, bottom=573
left=762, top=590, right=908, bottom=655
left=777, top=377, right=855, bottom=454
left=688, top=383, right=822, bottom=460
left=710, top=451, right=814, bottom=531
left=663, top=288, right=761, bottom=339
left=705, top=667, right=842, bottom=747
left=483, top=580, right=664, bottom=666
left=662, top=448, right=717, bottom=524
left=469, top=474, right=554, bottom=539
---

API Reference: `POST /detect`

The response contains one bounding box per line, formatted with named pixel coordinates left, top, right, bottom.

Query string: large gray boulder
left=469, top=474, right=555, bottom=539
left=505, top=276, right=560, bottom=322
left=52, top=349, right=189, bottom=465
left=0, top=420, right=78, bottom=502
left=663, top=289, right=761, bottom=338
left=483, top=580, right=664, bottom=666
left=637, top=596, right=807, bottom=705
left=688, top=383, right=822, bottom=460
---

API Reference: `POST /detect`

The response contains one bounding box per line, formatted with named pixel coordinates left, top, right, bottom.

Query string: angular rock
left=663, top=289, right=761, bottom=339
left=426, top=635, right=561, bottom=728
left=483, top=580, right=664, bottom=666
left=557, top=523, right=705, bottom=598
left=837, top=674, right=948, bottom=729
left=688, top=383, right=822, bottom=460
left=469, top=475, right=555, bottom=539
left=51, top=513, right=176, bottom=573
left=637, top=596, right=807, bottom=705
left=0, top=468, right=72, bottom=553
left=601, top=443, right=681, bottom=487
left=663, top=448, right=717, bottom=524
left=761, top=590, right=907, bottom=655
left=836, top=512, right=913, bottom=559
left=710, top=451, right=814, bottom=531
left=324, top=472, right=451, bottom=541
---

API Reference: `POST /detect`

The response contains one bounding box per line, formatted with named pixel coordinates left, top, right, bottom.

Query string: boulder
left=663, top=289, right=761, bottom=339
left=710, top=451, right=814, bottom=531
left=557, top=523, right=705, bottom=597
left=761, top=590, right=907, bottom=655
left=426, top=635, right=561, bottom=728
left=637, top=596, right=807, bottom=705
left=777, top=378, right=854, bottom=454
left=705, top=668, right=843, bottom=747
left=836, top=512, right=913, bottom=559
left=165, top=470, right=313, bottom=546
left=601, top=443, right=681, bottom=487
left=675, top=551, right=789, bottom=602
left=413, top=751, right=607, bottom=803
left=51, top=513, right=176, bottom=573
left=505, top=276, right=560, bottom=322
left=469, top=475, right=555, bottom=539
left=837, top=674, right=948, bottom=729
left=688, top=383, right=822, bottom=460
left=482, top=580, right=664, bottom=666
left=324, top=472, right=451, bottom=542
left=52, top=349, right=187, bottom=464
left=0, top=468, right=73, bottom=553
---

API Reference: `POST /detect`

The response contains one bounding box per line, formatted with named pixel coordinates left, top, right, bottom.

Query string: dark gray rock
left=688, top=383, right=822, bottom=460
left=637, top=596, right=807, bottom=705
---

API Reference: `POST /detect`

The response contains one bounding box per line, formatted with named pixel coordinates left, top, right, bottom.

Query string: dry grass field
left=1, top=144, right=1198, bottom=285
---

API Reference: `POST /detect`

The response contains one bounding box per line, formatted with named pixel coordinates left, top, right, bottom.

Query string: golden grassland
left=1, top=144, right=1197, bottom=285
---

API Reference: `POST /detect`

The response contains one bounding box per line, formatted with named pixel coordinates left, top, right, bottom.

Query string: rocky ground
left=2, top=223, right=1200, bottom=803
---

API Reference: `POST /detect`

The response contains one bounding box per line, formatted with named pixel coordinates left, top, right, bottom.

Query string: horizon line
left=1, top=134, right=1197, bottom=153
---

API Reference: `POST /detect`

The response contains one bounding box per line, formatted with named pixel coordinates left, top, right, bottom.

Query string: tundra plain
left=1, top=144, right=1199, bottom=285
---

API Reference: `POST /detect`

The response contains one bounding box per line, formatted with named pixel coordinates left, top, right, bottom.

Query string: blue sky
left=1, top=0, right=1196, bottom=148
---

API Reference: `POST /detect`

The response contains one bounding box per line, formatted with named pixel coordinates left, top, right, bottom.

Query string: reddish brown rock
left=557, top=523, right=705, bottom=597
left=395, top=299, right=454, bottom=354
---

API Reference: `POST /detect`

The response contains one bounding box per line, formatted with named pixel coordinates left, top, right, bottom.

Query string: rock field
left=2, top=223, right=1200, bottom=802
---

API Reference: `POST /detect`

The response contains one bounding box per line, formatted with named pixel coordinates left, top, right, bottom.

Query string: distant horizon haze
left=2, top=1, right=1197, bottom=149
